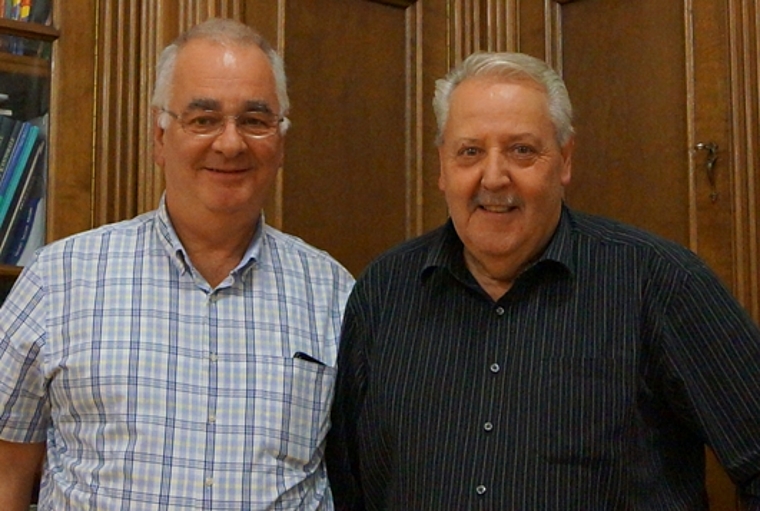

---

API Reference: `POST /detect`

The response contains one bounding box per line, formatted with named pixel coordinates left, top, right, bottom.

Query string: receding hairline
left=169, top=39, right=280, bottom=105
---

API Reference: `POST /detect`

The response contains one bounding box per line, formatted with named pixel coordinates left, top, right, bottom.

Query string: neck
left=464, top=250, right=529, bottom=301
left=168, top=206, right=260, bottom=287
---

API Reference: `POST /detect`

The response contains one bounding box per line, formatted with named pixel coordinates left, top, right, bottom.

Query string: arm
left=326, top=287, right=368, bottom=511
left=0, top=439, right=45, bottom=511
left=656, top=260, right=760, bottom=503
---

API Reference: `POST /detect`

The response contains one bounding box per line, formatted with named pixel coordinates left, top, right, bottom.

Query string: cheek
left=440, top=165, right=481, bottom=196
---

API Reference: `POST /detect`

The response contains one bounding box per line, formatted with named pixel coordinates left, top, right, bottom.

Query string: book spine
left=0, top=124, right=38, bottom=225
left=0, top=119, right=21, bottom=184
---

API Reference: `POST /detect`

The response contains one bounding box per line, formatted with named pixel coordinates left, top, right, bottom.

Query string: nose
left=211, top=118, right=247, bottom=156
left=480, top=149, right=511, bottom=190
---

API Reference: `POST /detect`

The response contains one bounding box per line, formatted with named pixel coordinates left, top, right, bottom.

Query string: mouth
left=479, top=204, right=518, bottom=213
left=477, top=202, right=522, bottom=215
left=205, top=167, right=249, bottom=174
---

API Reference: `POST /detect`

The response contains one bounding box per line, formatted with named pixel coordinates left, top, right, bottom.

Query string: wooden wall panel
left=243, top=0, right=450, bottom=275
left=47, top=2, right=98, bottom=240
left=419, top=0, right=450, bottom=231
left=726, top=0, right=760, bottom=318
left=279, top=0, right=408, bottom=275
left=562, top=1, right=691, bottom=245
left=94, top=2, right=141, bottom=225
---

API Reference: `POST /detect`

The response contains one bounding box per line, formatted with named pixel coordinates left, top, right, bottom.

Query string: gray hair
left=433, top=52, right=574, bottom=146
left=152, top=18, right=290, bottom=132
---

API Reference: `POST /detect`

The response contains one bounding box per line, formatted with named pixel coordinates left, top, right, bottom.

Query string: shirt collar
left=154, top=193, right=265, bottom=277
left=421, top=204, right=577, bottom=282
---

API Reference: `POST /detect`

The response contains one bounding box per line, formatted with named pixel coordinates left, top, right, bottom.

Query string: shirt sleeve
left=656, top=256, right=760, bottom=501
left=0, top=264, right=50, bottom=443
left=326, top=281, right=369, bottom=511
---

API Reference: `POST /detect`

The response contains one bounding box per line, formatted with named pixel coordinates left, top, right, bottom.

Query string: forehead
left=170, top=39, right=278, bottom=110
left=448, top=77, right=549, bottom=121
left=443, top=76, right=555, bottom=140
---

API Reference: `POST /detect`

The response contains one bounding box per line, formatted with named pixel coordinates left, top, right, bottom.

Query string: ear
left=152, top=108, right=167, bottom=167
left=559, top=136, right=574, bottom=186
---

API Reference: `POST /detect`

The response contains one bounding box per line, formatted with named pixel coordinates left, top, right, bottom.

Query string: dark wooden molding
left=365, top=0, right=416, bottom=7
left=0, top=17, right=59, bottom=41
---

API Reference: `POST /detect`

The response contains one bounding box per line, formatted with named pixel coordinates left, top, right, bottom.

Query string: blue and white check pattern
left=0, top=198, right=354, bottom=510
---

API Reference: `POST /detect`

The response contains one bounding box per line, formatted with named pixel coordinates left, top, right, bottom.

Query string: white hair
left=433, top=52, right=574, bottom=146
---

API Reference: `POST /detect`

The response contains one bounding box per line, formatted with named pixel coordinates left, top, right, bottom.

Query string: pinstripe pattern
left=0, top=198, right=354, bottom=510
left=327, top=206, right=760, bottom=510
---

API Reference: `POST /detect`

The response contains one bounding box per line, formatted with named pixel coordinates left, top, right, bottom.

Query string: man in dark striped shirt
left=326, top=51, right=760, bottom=509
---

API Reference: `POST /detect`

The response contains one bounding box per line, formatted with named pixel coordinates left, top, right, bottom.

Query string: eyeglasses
left=161, top=108, right=284, bottom=139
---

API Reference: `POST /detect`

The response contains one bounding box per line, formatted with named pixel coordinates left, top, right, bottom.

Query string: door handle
left=695, top=142, right=719, bottom=202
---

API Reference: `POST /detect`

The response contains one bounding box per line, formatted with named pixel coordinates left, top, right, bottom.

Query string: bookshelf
left=0, top=3, right=56, bottom=304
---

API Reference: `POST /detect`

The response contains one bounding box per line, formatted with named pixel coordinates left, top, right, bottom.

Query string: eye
left=238, top=113, right=272, bottom=128
left=457, top=146, right=482, bottom=157
left=512, top=144, right=536, bottom=156
left=186, top=112, right=223, bottom=129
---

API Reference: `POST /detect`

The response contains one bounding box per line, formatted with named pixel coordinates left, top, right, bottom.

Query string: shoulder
left=358, top=225, right=444, bottom=280
left=261, top=224, right=354, bottom=285
left=565, top=209, right=728, bottom=305
left=32, top=211, right=156, bottom=265
left=568, top=209, right=706, bottom=272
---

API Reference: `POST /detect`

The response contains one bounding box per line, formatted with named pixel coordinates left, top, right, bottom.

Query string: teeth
left=482, top=205, right=511, bottom=213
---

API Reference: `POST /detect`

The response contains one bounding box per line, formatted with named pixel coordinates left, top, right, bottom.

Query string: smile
left=479, top=204, right=518, bottom=213
left=206, top=167, right=249, bottom=174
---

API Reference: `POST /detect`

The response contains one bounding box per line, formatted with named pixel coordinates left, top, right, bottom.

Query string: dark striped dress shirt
left=326, top=205, right=760, bottom=510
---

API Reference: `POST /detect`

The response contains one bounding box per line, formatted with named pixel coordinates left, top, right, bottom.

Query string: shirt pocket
left=249, top=355, right=337, bottom=471
left=531, top=356, right=637, bottom=464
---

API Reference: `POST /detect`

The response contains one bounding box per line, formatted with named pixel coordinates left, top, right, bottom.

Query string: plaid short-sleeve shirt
left=0, top=198, right=354, bottom=510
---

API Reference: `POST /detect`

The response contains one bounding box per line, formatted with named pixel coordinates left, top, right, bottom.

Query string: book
left=0, top=123, right=39, bottom=228
left=11, top=194, right=44, bottom=266
left=0, top=138, right=44, bottom=263
left=0, top=122, right=29, bottom=185
left=0, top=120, right=23, bottom=192
left=29, top=0, right=51, bottom=24
left=19, top=0, right=30, bottom=21
left=0, top=116, right=16, bottom=168
left=9, top=0, right=20, bottom=20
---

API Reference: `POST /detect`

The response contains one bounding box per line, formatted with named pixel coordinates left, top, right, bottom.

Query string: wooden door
left=269, top=0, right=409, bottom=276
left=512, top=0, right=760, bottom=508
left=251, top=0, right=449, bottom=277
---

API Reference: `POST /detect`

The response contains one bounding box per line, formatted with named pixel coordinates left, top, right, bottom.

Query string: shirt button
left=210, top=353, right=218, bottom=362
left=484, top=422, right=494, bottom=432
left=205, top=477, right=214, bottom=487
left=490, top=363, right=500, bottom=373
left=476, top=485, right=487, bottom=495
left=495, top=306, right=505, bottom=316
left=208, top=414, right=216, bottom=423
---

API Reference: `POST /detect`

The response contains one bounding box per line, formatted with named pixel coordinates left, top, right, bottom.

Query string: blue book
left=0, top=122, right=29, bottom=195
left=0, top=123, right=39, bottom=229
left=0, top=119, right=22, bottom=185
left=0, top=137, right=44, bottom=263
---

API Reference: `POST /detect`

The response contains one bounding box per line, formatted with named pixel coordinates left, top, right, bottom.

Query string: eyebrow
left=184, top=98, right=275, bottom=114
left=244, top=100, right=275, bottom=114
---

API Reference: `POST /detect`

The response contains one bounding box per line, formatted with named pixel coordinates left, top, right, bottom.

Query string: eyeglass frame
left=160, top=107, right=287, bottom=139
